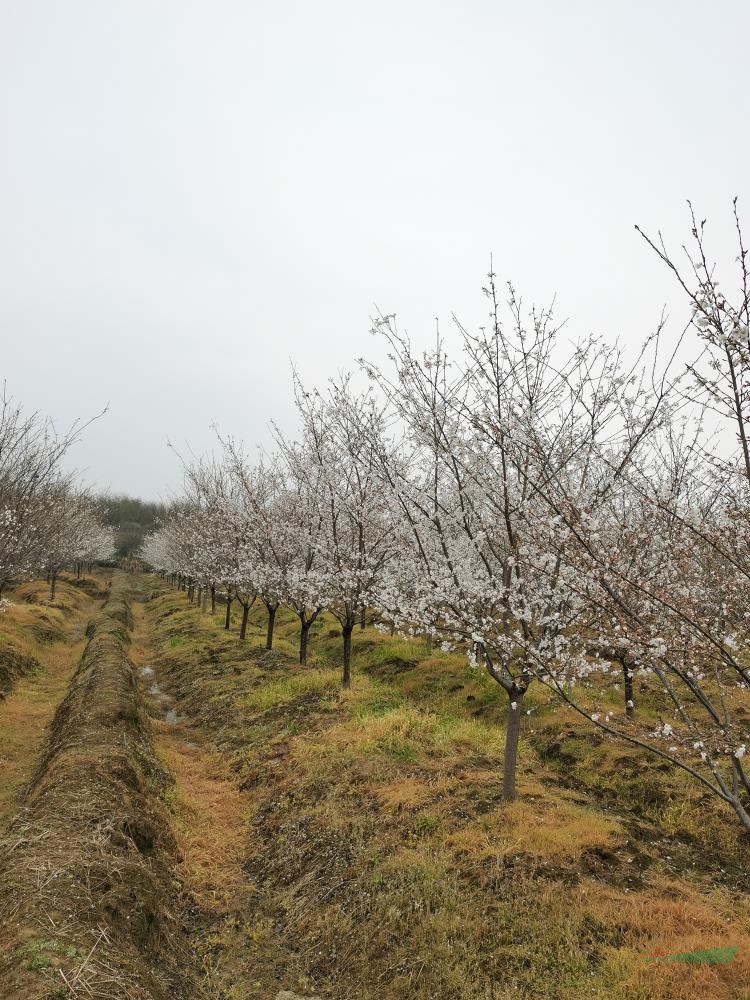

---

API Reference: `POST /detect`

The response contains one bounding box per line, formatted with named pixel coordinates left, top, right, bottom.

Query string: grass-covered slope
left=0, top=577, right=94, bottom=697
left=0, top=575, right=110, bottom=829
left=141, top=585, right=750, bottom=1000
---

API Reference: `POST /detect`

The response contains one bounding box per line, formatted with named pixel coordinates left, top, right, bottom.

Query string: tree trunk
left=503, top=691, right=524, bottom=800
left=224, top=595, right=232, bottom=630
left=210, top=584, right=216, bottom=614
left=425, top=632, right=433, bottom=653
left=342, top=621, right=354, bottom=688
left=240, top=603, right=250, bottom=640
left=299, top=620, right=310, bottom=665
left=729, top=794, right=750, bottom=834
left=622, top=659, right=634, bottom=717
left=265, top=603, right=277, bottom=650
left=50, top=572, right=57, bottom=600
left=202, top=588, right=208, bottom=613
left=360, top=606, right=366, bottom=630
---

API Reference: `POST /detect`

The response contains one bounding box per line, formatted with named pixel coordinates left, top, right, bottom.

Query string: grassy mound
left=0, top=647, right=39, bottom=698
left=0, top=576, right=190, bottom=1000
left=0, top=578, right=93, bottom=696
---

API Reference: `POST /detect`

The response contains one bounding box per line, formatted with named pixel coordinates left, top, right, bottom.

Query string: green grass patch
left=238, top=668, right=340, bottom=713
left=16, top=938, right=82, bottom=972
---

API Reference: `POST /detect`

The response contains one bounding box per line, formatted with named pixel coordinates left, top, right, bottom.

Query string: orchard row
left=144, top=210, right=750, bottom=830
left=0, top=392, right=114, bottom=599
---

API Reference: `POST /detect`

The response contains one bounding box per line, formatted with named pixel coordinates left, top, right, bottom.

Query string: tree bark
left=265, top=602, right=277, bottom=650
left=240, top=603, right=250, bottom=640
left=729, top=793, right=750, bottom=834
left=210, top=584, right=216, bottom=615
left=622, top=659, right=634, bottom=717
left=50, top=572, right=57, bottom=600
left=360, top=606, right=366, bottom=630
left=202, top=588, right=208, bottom=613
left=224, top=595, right=232, bottom=630
left=342, top=621, right=354, bottom=688
left=503, top=691, right=524, bottom=800
left=299, top=620, right=310, bottom=665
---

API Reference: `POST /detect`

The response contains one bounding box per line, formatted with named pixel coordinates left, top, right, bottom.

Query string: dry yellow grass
left=583, top=880, right=750, bottom=999
left=0, top=579, right=97, bottom=830
left=130, top=600, right=252, bottom=914
left=0, top=638, right=87, bottom=826
left=154, top=724, right=251, bottom=913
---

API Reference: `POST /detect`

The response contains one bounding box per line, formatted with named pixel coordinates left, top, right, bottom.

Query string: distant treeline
left=97, top=494, right=171, bottom=558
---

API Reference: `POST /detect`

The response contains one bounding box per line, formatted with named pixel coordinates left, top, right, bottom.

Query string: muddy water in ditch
left=139, top=664, right=183, bottom=725
left=137, top=664, right=198, bottom=747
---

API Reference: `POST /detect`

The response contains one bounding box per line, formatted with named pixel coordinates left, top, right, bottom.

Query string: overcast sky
left=1, top=1, right=747, bottom=499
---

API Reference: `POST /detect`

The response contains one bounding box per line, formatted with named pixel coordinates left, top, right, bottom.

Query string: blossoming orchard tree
left=270, top=449, right=329, bottom=665
left=573, top=202, right=750, bottom=831
left=276, top=375, right=399, bottom=687
left=214, top=444, right=294, bottom=650
left=36, top=488, right=115, bottom=597
left=157, top=378, right=401, bottom=679
left=145, top=205, right=750, bottom=830
left=172, top=457, right=243, bottom=627
left=361, top=274, right=676, bottom=798
left=0, top=387, right=110, bottom=600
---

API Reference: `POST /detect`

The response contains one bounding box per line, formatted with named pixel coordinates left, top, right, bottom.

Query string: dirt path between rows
left=130, top=602, right=263, bottom=1000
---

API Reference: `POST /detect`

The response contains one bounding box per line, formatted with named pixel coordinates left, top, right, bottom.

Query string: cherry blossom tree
left=270, top=451, right=328, bottom=664
left=362, top=266, right=684, bottom=799
left=144, top=218, right=750, bottom=831
left=0, top=387, right=101, bottom=595
left=280, top=375, right=398, bottom=687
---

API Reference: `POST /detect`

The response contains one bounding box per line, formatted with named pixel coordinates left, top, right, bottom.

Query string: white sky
left=1, top=1, right=747, bottom=499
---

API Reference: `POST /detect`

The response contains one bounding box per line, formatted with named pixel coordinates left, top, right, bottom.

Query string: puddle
left=140, top=665, right=178, bottom=720
left=148, top=684, right=172, bottom=702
